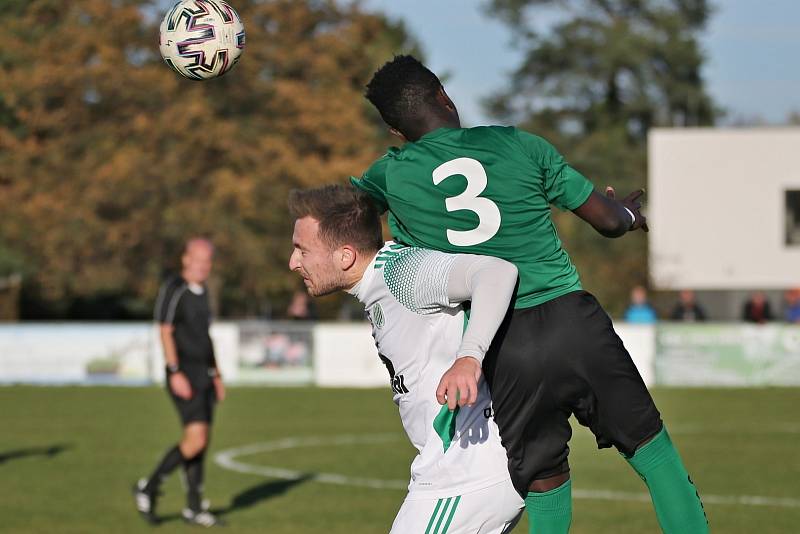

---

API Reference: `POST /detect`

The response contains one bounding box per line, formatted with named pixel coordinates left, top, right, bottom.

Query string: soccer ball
left=159, top=0, right=245, bottom=81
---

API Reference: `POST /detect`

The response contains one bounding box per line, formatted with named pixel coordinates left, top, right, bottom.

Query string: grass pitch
left=0, top=386, right=798, bottom=533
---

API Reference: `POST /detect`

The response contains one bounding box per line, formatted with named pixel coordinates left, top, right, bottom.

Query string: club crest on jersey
left=369, top=303, right=385, bottom=329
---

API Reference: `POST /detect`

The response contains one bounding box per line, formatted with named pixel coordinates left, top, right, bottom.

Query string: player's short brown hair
left=288, top=185, right=383, bottom=253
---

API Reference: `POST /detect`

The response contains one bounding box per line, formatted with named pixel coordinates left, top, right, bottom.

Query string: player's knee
left=528, top=472, right=570, bottom=493
left=181, top=438, right=206, bottom=458
left=181, top=427, right=209, bottom=457
left=191, top=432, right=208, bottom=452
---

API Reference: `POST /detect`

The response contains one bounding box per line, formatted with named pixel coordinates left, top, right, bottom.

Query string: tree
left=0, top=0, right=416, bottom=318
left=486, top=0, right=717, bottom=312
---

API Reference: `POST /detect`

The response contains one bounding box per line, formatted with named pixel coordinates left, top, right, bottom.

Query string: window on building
left=787, top=190, right=800, bottom=246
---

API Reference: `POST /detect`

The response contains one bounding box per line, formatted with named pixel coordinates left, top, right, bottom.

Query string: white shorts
left=389, top=479, right=524, bottom=534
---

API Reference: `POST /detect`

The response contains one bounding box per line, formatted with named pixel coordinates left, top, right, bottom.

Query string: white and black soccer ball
left=159, top=0, right=245, bottom=81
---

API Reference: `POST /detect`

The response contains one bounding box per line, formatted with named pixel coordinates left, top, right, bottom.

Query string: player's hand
left=606, top=186, right=649, bottom=233
left=213, top=375, right=226, bottom=402
left=436, top=357, right=482, bottom=411
left=169, top=371, right=192, bottom=400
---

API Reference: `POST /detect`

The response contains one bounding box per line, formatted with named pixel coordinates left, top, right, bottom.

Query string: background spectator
left=286, top=290, right=318, bottom=321
left=742, top=291, right=774, bottom=324
left=785, top=289, right=800, bottom=323
left=670, top=290, right=707, bottom=322
left=624, top=285, right=658, bottom=324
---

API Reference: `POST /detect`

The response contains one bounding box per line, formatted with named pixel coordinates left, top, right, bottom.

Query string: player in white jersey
left=288, top=185, right=524, bottom=534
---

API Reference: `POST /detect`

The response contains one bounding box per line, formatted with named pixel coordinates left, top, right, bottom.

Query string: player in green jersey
left=351, top=56, right=707, bottom=534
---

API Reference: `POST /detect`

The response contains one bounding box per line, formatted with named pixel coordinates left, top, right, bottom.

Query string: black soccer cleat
left=182, top=507, right=225, bottom=528
left=132, top=478, right=159, bottom=525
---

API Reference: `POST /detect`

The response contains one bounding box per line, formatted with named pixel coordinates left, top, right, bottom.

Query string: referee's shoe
left=132, top=479, right=159, bottom=525
left=182, top=505, right=225, bottom=528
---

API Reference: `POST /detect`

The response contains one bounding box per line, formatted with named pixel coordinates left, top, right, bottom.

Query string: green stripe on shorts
left=441, top=495, right=461, bottom=534
left=432, top=497, right=452, bottom=534
left=424, top=499, right=443, bottom=534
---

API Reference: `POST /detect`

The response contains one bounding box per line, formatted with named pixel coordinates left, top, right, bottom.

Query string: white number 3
left=432, top=158, right=501, bottom=246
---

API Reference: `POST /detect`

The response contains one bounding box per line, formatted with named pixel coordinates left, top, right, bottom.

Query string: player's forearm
left=208, top=349, right=221, bottom=377
left=587, top=200, right=631, bottom=238
left=573, top=191, right=633, bottom=238
left=447, top=257, right=518, bottom=364
left=159, top=325, right=180, bottom=368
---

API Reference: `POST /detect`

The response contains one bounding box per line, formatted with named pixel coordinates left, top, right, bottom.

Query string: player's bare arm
left=573, top=187, right=649, bottom=237
left=436, top=256, right=518, bottom=411
left=160, top=323, right=192, bottom=400
left=209, top=352, right=225, bottom=402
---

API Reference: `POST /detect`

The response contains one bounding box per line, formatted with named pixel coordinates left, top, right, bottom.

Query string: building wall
left=649, top=127, right=800, bottom=290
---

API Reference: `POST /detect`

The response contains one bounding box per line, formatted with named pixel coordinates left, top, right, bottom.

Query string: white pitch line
left=667, top=423, right=800, bottom=435
left=214, top=434, right=800, bottom=509
left=214, top=434, right=408, bottom=490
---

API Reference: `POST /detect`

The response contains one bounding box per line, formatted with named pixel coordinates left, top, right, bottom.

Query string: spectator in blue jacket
left=624, top=285, right=658, bottom=324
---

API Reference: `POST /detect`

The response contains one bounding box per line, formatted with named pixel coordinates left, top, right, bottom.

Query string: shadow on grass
left=0, top=444, right=71, bottom=464
left=157, top=474, right=314, bottom=525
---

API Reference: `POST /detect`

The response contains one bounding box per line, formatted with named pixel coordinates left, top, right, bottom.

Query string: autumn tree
left=486, top=0, right=717, bottom=312
left=0, top=0, right=416, bottom=318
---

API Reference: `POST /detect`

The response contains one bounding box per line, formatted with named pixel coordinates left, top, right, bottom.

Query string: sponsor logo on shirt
left=379, top=353, right=409, bottom=395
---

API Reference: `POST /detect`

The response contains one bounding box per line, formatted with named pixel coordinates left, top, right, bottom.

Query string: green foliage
left=0, top=242, right=25, bottom=278
left=0, top=0, right=416, bottom=317
left=486, top=0, right=718, bottom=313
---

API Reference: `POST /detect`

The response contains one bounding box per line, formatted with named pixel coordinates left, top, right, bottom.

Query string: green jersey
left=351, top=126, right=594, bottom=309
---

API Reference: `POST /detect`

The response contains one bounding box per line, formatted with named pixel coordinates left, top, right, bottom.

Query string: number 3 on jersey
left=432, top=158, right=501, bottom=246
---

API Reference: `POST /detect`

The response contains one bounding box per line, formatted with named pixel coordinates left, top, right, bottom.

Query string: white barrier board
left=0, top=322, right=239, bottom=385
left=312, top=322, right=656, bottom=389
left=0, top=323, right=154, bottom=384
left=313, top=323, right=387, bottom=388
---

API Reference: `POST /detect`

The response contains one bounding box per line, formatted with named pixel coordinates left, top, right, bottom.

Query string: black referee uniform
left=154, top=275, right=217, bottom=423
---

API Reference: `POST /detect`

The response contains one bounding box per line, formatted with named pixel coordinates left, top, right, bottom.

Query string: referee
left=134, top=238, right=225, bottom=527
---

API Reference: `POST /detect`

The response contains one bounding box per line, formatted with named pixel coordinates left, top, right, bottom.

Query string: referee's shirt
left=155, top=275, right=215, bottom=381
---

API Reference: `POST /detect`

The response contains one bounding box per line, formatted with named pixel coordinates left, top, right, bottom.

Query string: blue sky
left=362, top=0, right=800, bottom=126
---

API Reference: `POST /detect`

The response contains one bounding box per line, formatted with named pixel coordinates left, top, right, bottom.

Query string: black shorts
left=483, top=290, right=662, bottom=495
left=168, top=372, right=216, bottom=425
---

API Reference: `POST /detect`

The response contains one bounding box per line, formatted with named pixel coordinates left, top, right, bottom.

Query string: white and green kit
left=348, top=242, right=524, bottom=533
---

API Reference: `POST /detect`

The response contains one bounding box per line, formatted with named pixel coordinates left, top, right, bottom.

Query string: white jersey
left=349, top=242, right=515, bottom=500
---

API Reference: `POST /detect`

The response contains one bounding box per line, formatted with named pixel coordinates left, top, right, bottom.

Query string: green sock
left=626, top=426, right=708, bottom=533
left=525, top=479, right=572, bottom=534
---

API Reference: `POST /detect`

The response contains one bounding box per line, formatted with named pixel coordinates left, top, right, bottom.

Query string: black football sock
left=184, top=450, right=206, bottom=512
left=144, top=445, right=184, bottom=494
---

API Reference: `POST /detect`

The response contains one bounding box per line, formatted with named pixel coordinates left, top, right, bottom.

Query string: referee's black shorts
left=167, top=370, right=216, bottom=425
left=483, top=290, right=662, bottom=496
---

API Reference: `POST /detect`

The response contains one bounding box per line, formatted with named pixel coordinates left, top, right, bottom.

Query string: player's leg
left=625, top=426, right=707, bottom=533
left=525, top=474, right=572, bottom=534
left=568, top=291, right=708, bottom=533
left=134, top=384, right=199, bottom=522
left=483, top=307, right=574, bottom=534
left=389, top=480, right=523, bottom=534
left=141, top=444, right=184, bottom=495
left=179, top=384, right=223, bottom=526
left=472, top=479, right=524, bottom=534
left=134, top=442, right=185, bottom=523
left=389, top=495, right=450, bottom=534
left=180, top=421, right=209, bottom=512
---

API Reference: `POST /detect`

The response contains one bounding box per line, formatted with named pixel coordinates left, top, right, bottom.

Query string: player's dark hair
left=288, top=185, right=383, bottom=254
left=365, top=55, right=445, bottom=139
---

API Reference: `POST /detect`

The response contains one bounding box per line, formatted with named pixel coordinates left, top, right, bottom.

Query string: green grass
left=0, top=386, right=798, bottom=533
